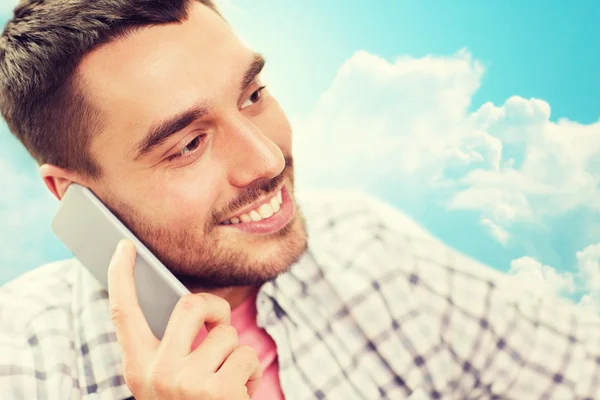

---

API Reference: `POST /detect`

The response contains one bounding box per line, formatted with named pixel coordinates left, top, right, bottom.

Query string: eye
left=167, top=134, right=205, bottom=161
left=241, top=85, right=267, bottom=110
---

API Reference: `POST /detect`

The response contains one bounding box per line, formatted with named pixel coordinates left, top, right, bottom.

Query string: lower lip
left=221, top=186, right=295, bottom=234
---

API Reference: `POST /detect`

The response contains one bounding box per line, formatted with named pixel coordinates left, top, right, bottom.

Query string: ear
left=39, top=164, right=85, bottom=200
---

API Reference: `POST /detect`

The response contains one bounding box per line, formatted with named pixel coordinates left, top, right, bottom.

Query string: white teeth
left=258, top=203, right=274, bottom=219
left=224, top=190, right=284, bottom=225
left=270, top=196, right=280, bottom=213
left=249, top=210, right=262, bottom=221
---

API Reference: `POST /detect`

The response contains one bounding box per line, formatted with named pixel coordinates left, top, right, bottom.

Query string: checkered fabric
left=1, top=191, right=599, bottom=399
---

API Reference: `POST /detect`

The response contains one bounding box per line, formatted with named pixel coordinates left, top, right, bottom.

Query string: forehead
left=77, top=2, right=251, bottom=144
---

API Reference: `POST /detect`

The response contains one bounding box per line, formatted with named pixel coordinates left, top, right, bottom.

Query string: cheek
left=135, top=175, right=221, bottom=229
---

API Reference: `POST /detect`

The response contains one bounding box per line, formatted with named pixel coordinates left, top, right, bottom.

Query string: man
left=0, top=0, right=598, bottom=399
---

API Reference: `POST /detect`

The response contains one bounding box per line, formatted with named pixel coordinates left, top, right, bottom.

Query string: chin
left=174, top=207, right=308, bottom=289
left=247, top=213, right=308, bottom=273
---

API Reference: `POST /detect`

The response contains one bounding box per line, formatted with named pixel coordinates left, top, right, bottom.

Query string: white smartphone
left=51, top=183, right=190, bottom=339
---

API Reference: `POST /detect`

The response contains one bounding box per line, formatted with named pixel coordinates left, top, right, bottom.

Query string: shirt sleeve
left=405, top=235, right=600, bottom=399
left=0, top=277, right=81, bottom=399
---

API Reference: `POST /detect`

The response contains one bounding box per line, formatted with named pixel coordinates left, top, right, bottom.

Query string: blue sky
left=223, top=0, right=600, bottom=124
left=1, top=0, right=599, bottom=309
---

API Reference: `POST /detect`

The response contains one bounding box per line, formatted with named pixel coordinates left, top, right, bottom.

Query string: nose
left=218, top=115, right=285, bottom=188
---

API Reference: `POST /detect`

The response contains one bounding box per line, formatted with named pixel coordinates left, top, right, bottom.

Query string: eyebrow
left=240, top=52, right=266, bottom=95
left=134, top=52, right=266, bottom=160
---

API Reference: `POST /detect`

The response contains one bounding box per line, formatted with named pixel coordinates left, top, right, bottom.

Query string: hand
left=107, top=239, right=262, bottom=399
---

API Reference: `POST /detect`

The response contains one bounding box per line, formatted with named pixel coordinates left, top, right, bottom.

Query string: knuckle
left=149, top=374, right=172, bottom=395
left=198, top=293, right=231, bottom=313
left=238, top=344, right=258, bottom=358
left=194, top=292, right=213, bottom=302
left=198, top=380, right=223, bottom=400
left=217, top=296, right=232, bottom=315
left=211, top=377, right=244, bottom=400
left=109, top=302, right=126, bottom=323
left=237, top=345, right=260, bottom=370
left=177, top=293, right=203, bottom=311
left=148, top=364, right=174, bottom=395
left=122, top=367, right=142, bottom=394
left=173, top=374, right=192, bottom=398
left=179, top=373, right=218, bottom=399
left=211, top=324, right=238, bottom=343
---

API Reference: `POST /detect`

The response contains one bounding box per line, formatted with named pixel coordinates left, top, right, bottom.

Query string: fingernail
left=111, top=240, right=127, bottom=263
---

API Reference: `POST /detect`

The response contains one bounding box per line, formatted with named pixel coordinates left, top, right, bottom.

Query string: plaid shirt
left=1, top=191, right=600, bottom=399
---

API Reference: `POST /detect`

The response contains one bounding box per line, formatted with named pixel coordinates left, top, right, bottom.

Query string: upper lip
left=220, top=184, right=284, bottom=223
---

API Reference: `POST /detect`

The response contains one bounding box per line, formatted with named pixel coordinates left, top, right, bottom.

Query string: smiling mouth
left=219, top=187, right=284, bottom=225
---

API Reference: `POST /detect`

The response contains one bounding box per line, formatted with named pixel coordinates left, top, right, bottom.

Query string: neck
left=188, top=284, right=258, bottom=310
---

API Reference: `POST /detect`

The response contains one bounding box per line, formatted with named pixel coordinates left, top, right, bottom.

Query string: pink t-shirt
left=190, top=291, right=284, bottom=399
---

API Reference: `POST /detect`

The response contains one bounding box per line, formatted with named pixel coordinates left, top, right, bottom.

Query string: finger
left=216, top=345, right=262, bottom=398
left=107, top=240, right=157, bottom=368
left=246, top=370, right=262, bottom=399
left=188, top=324, right=239, bottom=373
left=158, top=293, right=231, bottom=359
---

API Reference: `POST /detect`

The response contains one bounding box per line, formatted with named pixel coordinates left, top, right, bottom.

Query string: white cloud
left=480, top=217, right=510, bottom=245
left=455, top=101, right=600, bottom=230
left=508, top=256, right=575, bottom=298
left=294, top=49, right=600, bottom=244
left=578, top=293, right=600, bottom=315
left=296, top=49, right=486, bottom=181
left=505, top=244, right=600, bottom=313
left=576, top=243, right=600, bottom=293
left=573, top=244, right=600, bottom=314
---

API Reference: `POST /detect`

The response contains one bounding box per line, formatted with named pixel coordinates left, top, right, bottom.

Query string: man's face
left=78, top=2, right=307, bottom=289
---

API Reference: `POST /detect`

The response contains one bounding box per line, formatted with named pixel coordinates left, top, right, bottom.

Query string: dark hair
left=0, top=0, right=219, bottom=178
